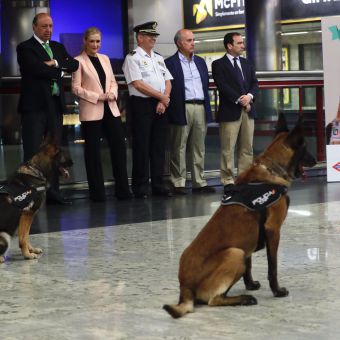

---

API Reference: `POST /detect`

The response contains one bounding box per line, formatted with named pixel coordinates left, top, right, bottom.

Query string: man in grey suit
left=212, top=32, right=258, bottom=188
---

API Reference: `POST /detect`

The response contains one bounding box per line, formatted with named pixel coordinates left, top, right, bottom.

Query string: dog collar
left=255, top=156, right=293, bottom=184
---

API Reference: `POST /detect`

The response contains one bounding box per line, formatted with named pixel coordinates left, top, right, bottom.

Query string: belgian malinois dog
left=163, top=114, right=316, bottom=318
left=0, top=142, right=73, bottom=263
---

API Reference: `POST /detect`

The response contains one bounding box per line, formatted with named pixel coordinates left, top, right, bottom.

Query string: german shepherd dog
left=0, top=142, right=73, bottom=263
left=163, top=114, right=316, bottom=318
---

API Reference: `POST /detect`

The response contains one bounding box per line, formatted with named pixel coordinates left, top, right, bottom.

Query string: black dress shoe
left=116, top=192, right=133, bottom=200
left=173, top=187, right=188, bottom=195
left=152, top=187, right=173, bottom=197
left=134, top=192, right=148, bottom=199
left=46, top=192, right=72, bottom=205
left=192, top=186, right=216, bottom=194
left=90, top=196, right=106, bottom=202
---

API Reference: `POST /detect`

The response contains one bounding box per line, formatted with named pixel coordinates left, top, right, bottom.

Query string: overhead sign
left=282, top=0, right=340, bottom=21
left=184, top=0, right=245, bottom=30
left=184, top=0, right=340, bottom=31
left=322, top=16, right=340, bottom=182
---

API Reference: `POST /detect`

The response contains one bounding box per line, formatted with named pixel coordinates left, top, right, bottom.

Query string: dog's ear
left=275, top=113, right=289, bottom=134
left=285, top=115, right=304, bottom=148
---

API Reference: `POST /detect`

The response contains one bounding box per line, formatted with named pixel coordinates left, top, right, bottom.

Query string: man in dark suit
left=17, top=13, right=79, bottom=204
left=165, top=29, right=215, bottom=195
left=212, top=32, right=258, bottom=188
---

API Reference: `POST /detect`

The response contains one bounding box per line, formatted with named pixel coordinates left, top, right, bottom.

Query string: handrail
left=0, top=71, right=325, bottom=161
left=0, top=70, right=325, bottom=83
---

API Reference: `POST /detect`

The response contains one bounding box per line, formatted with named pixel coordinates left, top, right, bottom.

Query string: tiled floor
left=1, top=176, right=340, bottom=339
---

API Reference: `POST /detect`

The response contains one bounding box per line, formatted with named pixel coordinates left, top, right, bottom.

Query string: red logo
left=332, top=162, right=340, bottom=172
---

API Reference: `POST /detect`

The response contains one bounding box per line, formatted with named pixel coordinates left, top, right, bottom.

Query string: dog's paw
left=274, top=287, right=289, bottom=297
left=245, top=280, right=261, bottom=291
left=29, top=246, right=43, bottom=254
left=240, top=295, right=258, bottom=305
left=24, top=252, right=38, bottom=260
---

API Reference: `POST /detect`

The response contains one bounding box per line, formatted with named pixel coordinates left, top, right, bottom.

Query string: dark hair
left=223, top=32, right=241, bottom=50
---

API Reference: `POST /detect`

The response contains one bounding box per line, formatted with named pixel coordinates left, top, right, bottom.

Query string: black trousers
left=129, top=96, right=168, bottom=195
left=81, top=109, right=130, bottom=200
left=21, top=96, right=63, bottom=193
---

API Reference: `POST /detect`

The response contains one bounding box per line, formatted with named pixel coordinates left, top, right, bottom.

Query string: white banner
left=321, top=16, right=340, bottom=182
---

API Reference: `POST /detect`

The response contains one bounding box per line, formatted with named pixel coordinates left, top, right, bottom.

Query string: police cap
left=133, top=21, right=160, bottom=36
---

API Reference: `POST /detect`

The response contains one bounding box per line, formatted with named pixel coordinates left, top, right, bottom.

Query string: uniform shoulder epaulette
left=129, top=50, right=136, bottom=56
left=154, top=51, right=162, bottom=56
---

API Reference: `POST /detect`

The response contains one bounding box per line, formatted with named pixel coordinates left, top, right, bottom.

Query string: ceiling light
left=281, top=31, right=309, bottom=36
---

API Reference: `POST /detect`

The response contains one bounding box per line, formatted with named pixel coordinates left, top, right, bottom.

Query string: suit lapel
left=174, top=52, right=185, bottom=83
left=30, top=37, right=50, bottom=59
left=239, top=58, right=248, bottom=84
left=174, top=52, right=185, bottom=97
left=83, top=52, right=102, bottom=89
left=223, top=55, right=239, bottom=84
left=224, top=55, right=249, bottom=87
left=98, top=54, right=110, bottom=91
left=194, top=57, right=205, bottom=88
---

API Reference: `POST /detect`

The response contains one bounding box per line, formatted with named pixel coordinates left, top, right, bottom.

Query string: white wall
left=130, top=0, right=183, bottom=57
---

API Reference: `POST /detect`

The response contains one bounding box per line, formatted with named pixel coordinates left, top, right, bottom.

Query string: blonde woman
left=72, top=27, right=131, bottom=201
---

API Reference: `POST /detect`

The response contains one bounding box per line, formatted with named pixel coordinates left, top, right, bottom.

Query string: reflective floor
left=1, top=176, right=340, bottom=339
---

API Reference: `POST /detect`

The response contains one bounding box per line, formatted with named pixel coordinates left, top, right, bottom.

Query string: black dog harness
left=221, top=183, right=288, bottom=251
left=0, top=165, right=46, bottom=210
left=222, top=183, right=287, bottom=211
left=0, top=183, right=42, bottom=210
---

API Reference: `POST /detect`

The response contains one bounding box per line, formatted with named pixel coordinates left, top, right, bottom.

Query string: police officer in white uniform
left=123, top=21, right=173, bottom=198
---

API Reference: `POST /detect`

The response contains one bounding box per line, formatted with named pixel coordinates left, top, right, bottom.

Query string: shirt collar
left=136, top=45, right=154, bottom=58
left=34, top=34, right=49, bottom=45
left=226, top=53, right=239, bottom=63
left=178, top=51, right=195, bottom=62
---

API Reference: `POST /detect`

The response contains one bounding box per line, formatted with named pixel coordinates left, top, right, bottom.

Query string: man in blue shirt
left=165, top=29, right=215, bottom=195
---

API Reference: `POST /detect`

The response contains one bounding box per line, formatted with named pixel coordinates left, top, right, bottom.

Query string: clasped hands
left=99, top=93, right=116, bottom=101
left=156, top=93, right=170, bottom=115
left=239, top=94, right=252, bottom=113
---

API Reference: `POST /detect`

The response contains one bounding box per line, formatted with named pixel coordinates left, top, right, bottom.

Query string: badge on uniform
left=157, top=61, right=166, bottom=76
left=143, top=61, right=148, bottom=66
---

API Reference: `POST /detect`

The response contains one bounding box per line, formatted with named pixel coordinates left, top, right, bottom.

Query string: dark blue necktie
left=233, top=57, right=246, bottom=94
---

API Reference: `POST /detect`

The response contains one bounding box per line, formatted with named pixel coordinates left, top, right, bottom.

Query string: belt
left=185, top=99, right=205, bottom=105
left=131, top=95, right=157, bottom=101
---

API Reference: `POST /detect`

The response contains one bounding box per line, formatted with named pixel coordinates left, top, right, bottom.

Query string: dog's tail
left=163, top=286, right=194, bottom=318
left=0, top=232, right=11, bottom=258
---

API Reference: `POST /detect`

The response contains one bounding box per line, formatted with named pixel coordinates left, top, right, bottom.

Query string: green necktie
left=43, top=42, right=59, bottom=96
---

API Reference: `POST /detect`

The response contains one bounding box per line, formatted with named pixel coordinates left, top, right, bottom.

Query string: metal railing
left=1, top=70, right=325, bottom=162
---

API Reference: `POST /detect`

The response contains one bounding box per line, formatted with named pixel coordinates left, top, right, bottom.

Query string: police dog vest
left=221, top=183, right=287, bottom=211
left=0, top=183, right=40, bottom=210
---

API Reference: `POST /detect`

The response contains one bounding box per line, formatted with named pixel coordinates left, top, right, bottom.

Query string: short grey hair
left=174, top=30, right=183, bottom=47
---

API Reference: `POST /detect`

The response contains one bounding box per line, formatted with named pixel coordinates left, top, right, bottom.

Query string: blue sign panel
left=50, top=0, right=124, bottom=59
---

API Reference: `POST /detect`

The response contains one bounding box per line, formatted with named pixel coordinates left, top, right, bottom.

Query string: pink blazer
left=72, top=52, right=120, bottom=121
